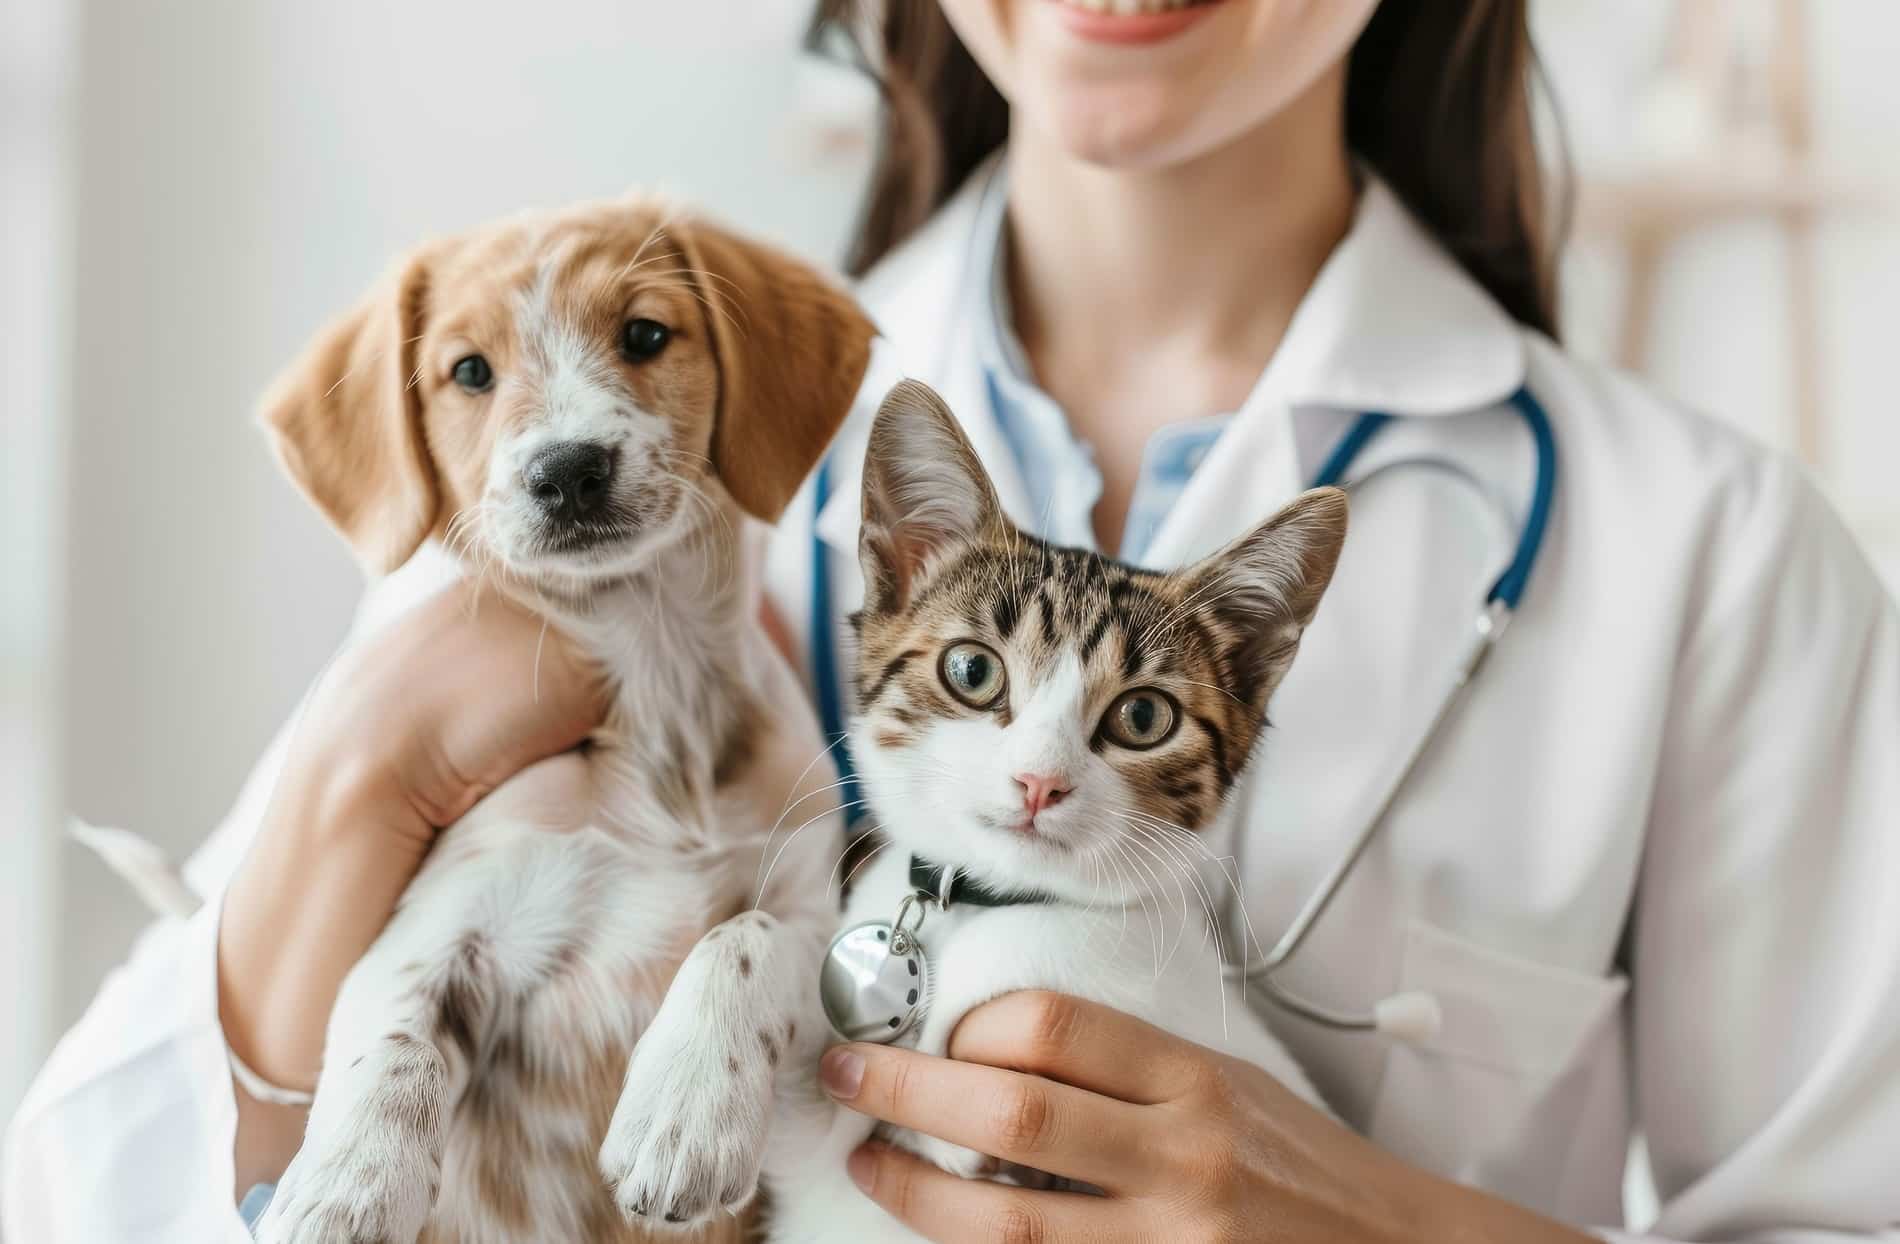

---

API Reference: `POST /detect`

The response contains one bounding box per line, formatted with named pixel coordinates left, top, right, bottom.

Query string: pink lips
left=1044, top=1, right=1222, bottom=46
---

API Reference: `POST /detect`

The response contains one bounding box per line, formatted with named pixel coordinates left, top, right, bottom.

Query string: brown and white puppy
left=252, top=197, right=873, bottom=1244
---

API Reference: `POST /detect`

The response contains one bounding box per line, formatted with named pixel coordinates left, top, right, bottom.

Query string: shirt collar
left=966, top=159, right=1527, bottom=420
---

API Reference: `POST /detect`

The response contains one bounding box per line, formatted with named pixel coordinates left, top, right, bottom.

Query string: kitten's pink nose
left=1014, top=772, right=1073, bottom=818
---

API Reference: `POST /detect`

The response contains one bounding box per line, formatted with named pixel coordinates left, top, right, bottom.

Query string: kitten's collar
left=909, top=855, right=1056, bottom=910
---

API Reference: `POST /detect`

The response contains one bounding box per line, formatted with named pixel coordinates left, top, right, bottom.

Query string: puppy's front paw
left=599, top=1006, right=787, bottom=1231
left=255, top=1132, right=434, bottom=1244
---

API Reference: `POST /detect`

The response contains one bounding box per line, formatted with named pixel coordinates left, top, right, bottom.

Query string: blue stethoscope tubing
left=1241, top=387, right=1555, bottom=1039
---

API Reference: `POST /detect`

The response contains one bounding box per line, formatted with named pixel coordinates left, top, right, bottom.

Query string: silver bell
left=820, top=921, right=931, bottom=1043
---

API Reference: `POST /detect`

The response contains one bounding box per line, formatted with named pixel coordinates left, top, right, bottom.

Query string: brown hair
left=806, top=1, right=1566, bottom=338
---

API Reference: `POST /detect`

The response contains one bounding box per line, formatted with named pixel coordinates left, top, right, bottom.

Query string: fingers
left=846, top=1141, right=1123, bottom=1244
left=821, top=1045, right=1161, bottom=1190
left=402, top=583, right=607, bottom=819
left=946, top=991, right=1212, bottom=1106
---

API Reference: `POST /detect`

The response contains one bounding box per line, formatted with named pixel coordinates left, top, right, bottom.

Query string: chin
left=982, top=817, right=1123, bottom=903
left=487, top=494, right=690, bottom=591
left=1027, top=75, right=1222, bottom=170
left=948, top=0, right=1368, bottom=174
left=519, top=542, right=642, bottom=590
left=992, top=0, right=1245, bottom=168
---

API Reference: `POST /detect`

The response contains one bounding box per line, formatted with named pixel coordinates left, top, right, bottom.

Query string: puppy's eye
left=939, top=641, right=1007, bottom=710
left=621, top=318, right=670, bottom=362
left=452, top=354, right=493, bottom=393
left=1100, top=689, right=1177, bottom=750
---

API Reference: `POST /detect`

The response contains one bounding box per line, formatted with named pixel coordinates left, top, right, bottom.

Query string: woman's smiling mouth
left=1043, top=0, right=1224, bottom=46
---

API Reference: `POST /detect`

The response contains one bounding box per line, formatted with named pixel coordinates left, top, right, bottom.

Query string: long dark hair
left=806, top=2, right=1565, bottom=338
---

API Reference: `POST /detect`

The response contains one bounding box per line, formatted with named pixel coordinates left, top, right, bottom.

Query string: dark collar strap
left=910, top=855, right=1054, bottom=910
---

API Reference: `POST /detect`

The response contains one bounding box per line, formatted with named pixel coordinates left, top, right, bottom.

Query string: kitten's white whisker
left=1120, top=830, right=1194, bottom=977
left=754, top=736, right=860, bottom=900
left=1124, top=817, right=1223, bottom=936
left=1124, top=813, right=1275, bottom=973
left=752, top=775, right=859, bottom=898
left=1127, top=821, right=1218, bottom=968
left=753, top=798, right=862, bottom=907
left=1120, top=818, right=1233, bottom=1040
left=1137, top=827, right=1230, bottom=1001
left=838, top=833, right=890, bottom=891
left=1104, top=836, right=1162, bottom=980
left=1103, top=843, right=1136, bottom=958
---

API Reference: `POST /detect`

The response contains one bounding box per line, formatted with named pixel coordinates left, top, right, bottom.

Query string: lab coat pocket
left=1367, top=919, right=1627, bottom=1191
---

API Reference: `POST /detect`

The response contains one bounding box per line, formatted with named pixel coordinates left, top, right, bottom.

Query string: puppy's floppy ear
left=674, top=217, right=876, bottom=522
left=858, top=379, right=1004, bottom=615
left=258, top=250, right=440, bottom=575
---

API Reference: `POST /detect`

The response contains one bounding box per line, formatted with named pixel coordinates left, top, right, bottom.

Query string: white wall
left=2, top=0, right=77, bottom=1145
left=54, top=0, right=870, bottom=1034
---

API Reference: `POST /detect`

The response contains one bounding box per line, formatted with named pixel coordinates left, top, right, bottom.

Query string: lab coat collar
left=815, top=152, right=1530, bottom=555
left=815, top=156, right=1025, bottom=554
left=1267, top=174, right=1527, bottom=417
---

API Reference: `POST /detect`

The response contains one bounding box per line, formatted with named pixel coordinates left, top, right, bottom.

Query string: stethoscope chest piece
left=820, top=919, right=931, bottom=1044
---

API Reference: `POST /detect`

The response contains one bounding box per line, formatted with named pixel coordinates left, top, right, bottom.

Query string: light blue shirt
left=975, top=221, right=1230, bottom=569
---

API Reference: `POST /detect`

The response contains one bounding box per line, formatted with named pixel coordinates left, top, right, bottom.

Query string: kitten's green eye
left=939, top=641, right=1007, bottom=709
left=1102, top=689, right=1178, bottom=750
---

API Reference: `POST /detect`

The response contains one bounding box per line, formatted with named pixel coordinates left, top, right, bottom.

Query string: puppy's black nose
left=522, top=442, right=615, bottom=521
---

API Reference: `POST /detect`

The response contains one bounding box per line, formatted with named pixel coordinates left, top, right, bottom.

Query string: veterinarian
left=9, top=1, right=1900, bottom=1241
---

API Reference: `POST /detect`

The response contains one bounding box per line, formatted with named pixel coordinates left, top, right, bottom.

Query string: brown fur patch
left=712, top=694, right=763, bottom=788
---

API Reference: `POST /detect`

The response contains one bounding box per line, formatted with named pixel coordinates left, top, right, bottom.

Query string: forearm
left=217, top=767, right=429, bottom=1195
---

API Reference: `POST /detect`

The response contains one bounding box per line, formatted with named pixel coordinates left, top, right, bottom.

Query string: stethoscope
left=1224, top=390, right=1555, bottom=1042
left=807, top=164, right=1558, bottom=1044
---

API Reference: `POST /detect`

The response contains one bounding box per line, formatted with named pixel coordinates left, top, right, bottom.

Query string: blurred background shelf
left=1540, top=0, right=1899, bottom=592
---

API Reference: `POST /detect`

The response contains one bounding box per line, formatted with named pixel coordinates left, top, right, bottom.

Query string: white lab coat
left=9, top=164, right=1900, bottom=1242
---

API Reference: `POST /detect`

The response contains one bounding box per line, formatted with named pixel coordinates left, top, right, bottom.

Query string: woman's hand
left=217, top=580, right=606, bottom=1188
left=821, top=992, right=1595, bottom=1243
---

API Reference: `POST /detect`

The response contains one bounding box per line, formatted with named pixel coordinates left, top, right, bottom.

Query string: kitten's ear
left=859, top=379, right=1004, bottom=614
left=1187, top=487, right=1349, bottom=702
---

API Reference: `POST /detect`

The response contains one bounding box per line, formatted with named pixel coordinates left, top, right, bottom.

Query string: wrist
left=1383, top=1159, right=1598, bottom=1244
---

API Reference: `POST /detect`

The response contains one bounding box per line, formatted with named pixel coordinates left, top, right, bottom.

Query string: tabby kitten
left=609, top=380, right=1347, bottom=1241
